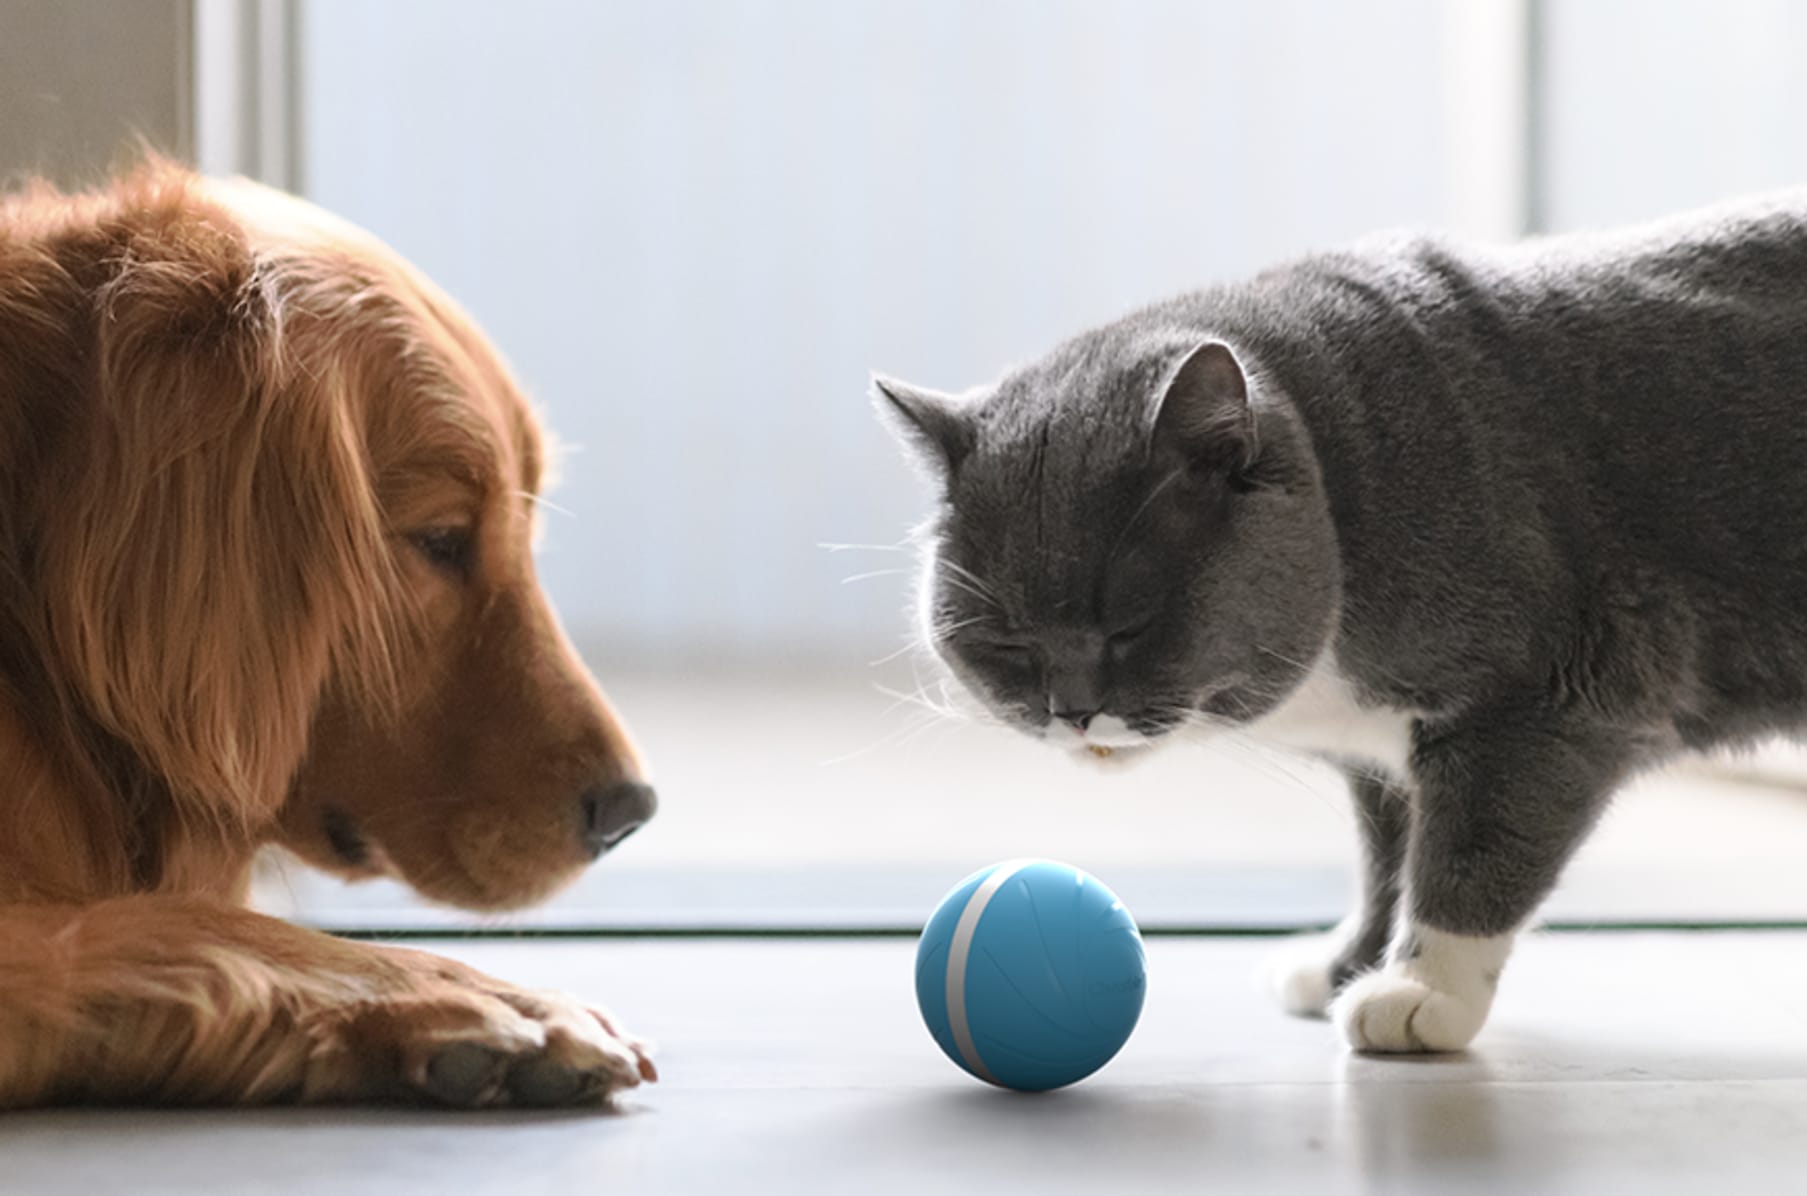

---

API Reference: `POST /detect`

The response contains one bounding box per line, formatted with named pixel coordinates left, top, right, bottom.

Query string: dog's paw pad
left=422, top=1041, right=515, bottom=1107
left=1333, top=970, right=1485, bottom=1053
left=506, top=1055, right=593, bottom=1106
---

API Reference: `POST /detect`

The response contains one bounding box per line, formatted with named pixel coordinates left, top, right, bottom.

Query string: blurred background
left=6, top=0, right=1807, bottom=929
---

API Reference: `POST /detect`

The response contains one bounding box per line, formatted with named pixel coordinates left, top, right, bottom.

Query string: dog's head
left=33, top=164, right=651, bottom=909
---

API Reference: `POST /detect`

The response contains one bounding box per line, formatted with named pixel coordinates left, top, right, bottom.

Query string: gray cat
left=872, top=192, right=1807, bottom=1053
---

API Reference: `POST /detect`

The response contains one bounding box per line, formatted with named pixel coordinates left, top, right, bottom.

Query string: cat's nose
left=1048, top=661, right=1104, bottom=731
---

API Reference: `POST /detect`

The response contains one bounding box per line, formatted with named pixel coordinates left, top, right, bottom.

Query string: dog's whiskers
left=519, top=491, right=573, bottom=519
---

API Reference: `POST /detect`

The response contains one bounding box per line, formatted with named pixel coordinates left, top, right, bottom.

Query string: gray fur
left=875, top=191, right=1807, bottom=947
left=1333, top=773, right=1410, bottom=988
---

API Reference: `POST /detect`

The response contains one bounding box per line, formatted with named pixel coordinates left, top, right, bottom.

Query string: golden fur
left=0, top=161, right=655, bottom=1107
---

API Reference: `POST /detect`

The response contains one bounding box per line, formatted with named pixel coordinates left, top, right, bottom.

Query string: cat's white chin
left=1080, top=715, right=1150, bottom=748
left=1041, top=716, right=1163, bottom=769
left=1070, top=744, right=1158, bottom=771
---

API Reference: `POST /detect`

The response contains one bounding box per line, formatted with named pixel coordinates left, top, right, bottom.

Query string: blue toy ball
left=915, top=859, right=1146, bottom=1091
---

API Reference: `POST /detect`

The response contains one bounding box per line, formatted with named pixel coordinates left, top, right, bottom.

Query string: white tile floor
left=8, top=933, right=1807, bottom=1194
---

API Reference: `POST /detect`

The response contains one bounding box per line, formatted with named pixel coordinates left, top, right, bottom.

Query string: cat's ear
left=1151, top=341, right=1256, bottom=473
left=872, top=374, right=976, bottom=482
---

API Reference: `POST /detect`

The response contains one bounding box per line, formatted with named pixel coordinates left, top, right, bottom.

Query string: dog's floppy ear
left=42, top=188, right=401, bottom=822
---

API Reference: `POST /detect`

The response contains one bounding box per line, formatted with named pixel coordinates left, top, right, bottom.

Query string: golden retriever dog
left=0, top=159, right=658, bottom=1107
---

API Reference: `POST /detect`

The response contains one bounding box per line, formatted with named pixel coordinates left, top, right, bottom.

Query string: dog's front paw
left=309, top=955, right=656, bottom=1107
left=415, top=988, right=656, bottom=1108
left=1331, top=969, right=1486, bottom=1053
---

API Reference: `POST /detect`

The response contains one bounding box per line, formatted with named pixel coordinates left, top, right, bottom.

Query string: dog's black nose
left=580, top=780, right=657, bottom=859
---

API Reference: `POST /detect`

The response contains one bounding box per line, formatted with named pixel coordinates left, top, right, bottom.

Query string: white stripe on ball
left=944, top=859, right=1031, bottom=1085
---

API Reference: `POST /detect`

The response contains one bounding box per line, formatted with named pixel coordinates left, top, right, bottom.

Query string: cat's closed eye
left=966, top=636, right=1036, bottom=666
left=1106, top=618, right=1157, bottom=658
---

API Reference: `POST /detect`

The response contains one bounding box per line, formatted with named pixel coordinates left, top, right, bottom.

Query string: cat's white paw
left=1332, top=968, right=1487, bottom=1053
left=1265, top=933, right=1345, bottom=1018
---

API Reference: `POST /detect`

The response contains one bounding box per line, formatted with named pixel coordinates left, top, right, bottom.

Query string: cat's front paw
left=1331, top=969, right=1487, bottom=1053
left=1266, top=935, right=1344, bottom=1018
left=1265, top=916, right=1383, bottom=1019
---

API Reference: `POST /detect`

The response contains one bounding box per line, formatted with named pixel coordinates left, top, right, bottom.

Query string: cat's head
left=874, top=330, right=1341, bottom=761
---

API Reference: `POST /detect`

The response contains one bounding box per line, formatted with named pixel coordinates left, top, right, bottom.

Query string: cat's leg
left=1269, top=770, right=1410, bottom=1017
left=1332, top=710, right=1628, bottom=1053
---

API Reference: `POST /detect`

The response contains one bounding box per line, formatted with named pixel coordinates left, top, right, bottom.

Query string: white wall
left=1541, top=0, right=1807, bottom=230
left=302, top=0, right=1458, bottom=663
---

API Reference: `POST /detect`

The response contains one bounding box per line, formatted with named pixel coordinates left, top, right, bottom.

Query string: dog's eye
left=410, top=527, right=474, bottom=577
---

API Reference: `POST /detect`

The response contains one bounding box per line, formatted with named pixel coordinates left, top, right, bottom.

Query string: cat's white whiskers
left=1160, top=709, right=1354, bottom=812
left=935, top=573, right=1003, bottom=613
left=890, top=707, right=980, bottom=753
left=817, top=540, right=914, bottom=554
left=817, top=703, right=949, bottom=767
left=937, top=558, right=1006, bottom=610
left=874, top=671, right=1009, bottom=729
left=1167, top=719, right=1303, bottom=790
left=1241, top=738, right=1350, bottom=808
left=1253, top=644, right=1313, bottom=670
left=873, top=683, right=959, bottom=721
left=867, top=637, right=935, bottom=668
left=1256, top=640, right=1413, bottom=694
left=839, top=567, right=911, bottom=585
left=926, top=614, right=990, bottom=644
left=819, top=671, right=988, bottom=768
